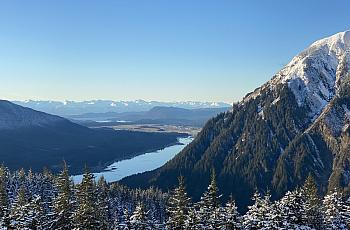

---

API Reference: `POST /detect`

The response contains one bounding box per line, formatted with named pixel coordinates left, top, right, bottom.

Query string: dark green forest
left=0, top=165, right=350, bottom=229
left=121, top=84, right=350, bottom=211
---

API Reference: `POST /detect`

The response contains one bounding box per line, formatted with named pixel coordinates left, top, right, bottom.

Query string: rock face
left=120, top=30, right=350, bottom=210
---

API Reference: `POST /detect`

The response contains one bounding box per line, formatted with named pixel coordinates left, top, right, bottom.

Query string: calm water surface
left=72, top=136, right=193, bottom=183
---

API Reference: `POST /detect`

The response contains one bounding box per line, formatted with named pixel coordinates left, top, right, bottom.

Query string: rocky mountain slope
left=121, top=30, right=350, bottom=210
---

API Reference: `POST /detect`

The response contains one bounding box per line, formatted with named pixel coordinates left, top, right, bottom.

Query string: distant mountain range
left=13, top=100, right=231, bottom=116
left=70, top=106, right=230, bottom=127
left=121, top=30, right=350, bottom=210
left=0, top=100, right=185, bottom=174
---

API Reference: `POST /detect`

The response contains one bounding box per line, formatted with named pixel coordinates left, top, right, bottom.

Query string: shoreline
left=72, top=133, right=191, bottom=177
left=72, top=136, right=194, bottom=183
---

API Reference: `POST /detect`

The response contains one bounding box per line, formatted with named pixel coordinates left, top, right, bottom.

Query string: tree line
left=0, top=164, right=350, bottom=229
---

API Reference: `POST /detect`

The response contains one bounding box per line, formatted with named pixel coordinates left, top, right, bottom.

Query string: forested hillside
left=0, top=165, right=350, bottom=229
left=121, top=31, right=350, bottom=211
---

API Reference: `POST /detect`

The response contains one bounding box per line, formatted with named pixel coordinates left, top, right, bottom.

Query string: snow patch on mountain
left=13, top=100, right=231, bottom=116
left=244, top=30, right=350, bottom=122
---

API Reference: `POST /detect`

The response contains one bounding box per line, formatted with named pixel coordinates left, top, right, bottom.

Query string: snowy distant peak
left=12, top=100, right=231, bottom=116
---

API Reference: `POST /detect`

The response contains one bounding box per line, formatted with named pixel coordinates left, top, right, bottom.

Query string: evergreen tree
left=9, top=185, right=28, bottom=229
left=302, top=174, right=323, bottom=229
left=197, top=169, right=221, bottom=229
left=166, top=176, right=191, bottom=230
left=184, top=206, right=199, bottom=230
left=0, top=165, right=9, bottom=228
left=73, top=167, right=99, bottom=230
left=96, top=176, right=111, bottom=230
left=4, top=162, right=349, bottom=229
left=112, top=217, right=121, bottom=230
left=27, top=196, right=46, bottom=230
left=0, top=164, right=174, bottom=229
left=52, top=161, right=74, bottom=229
left=342, top=197, right=350, bottom=229
left=41, top=167, right=55, bottom=214
left=122, top=207, right=131, bottom=230
left=277, top=189, right=307, bottom=229
left=221, top=195, right=241, bottom=230
left=130, top=202, right=149, bottom=230
left=242, top=191, right=272, bottom=230
left=9, top=185, right=42, bottom=229
left=18, top=168, right=26, bottom=183
left=323, top=190, right=347, bottom=230
left=264, top=199, right=283, bottom=229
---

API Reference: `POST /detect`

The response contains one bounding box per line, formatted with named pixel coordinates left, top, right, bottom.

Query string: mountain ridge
left=120, top=30, right=350, bottom=210
left=0, top=100, right=186, bottom=174
left=69, top=106, right=230, bottom=127
left=0, top=99, right=68, bottom=129
left=12, top=100, right=231, bottom=116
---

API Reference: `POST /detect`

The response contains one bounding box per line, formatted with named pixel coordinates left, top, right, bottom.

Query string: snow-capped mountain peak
left=245, top=30, right=350, bottom=121
left=310, top=30, right=350, bottom=56
left=12, top=100, right=231, bottom=116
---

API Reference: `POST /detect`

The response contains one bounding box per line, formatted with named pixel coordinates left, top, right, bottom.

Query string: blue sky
left=0, top=0, right=349, bottom=103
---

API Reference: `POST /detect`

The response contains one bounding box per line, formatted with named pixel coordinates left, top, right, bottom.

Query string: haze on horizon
left=0, top=0, right=349, bottom=103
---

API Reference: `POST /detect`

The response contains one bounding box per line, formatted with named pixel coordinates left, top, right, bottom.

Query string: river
left=72, top=136, right=193, bottom=183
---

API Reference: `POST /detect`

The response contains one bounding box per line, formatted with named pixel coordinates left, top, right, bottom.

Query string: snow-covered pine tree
left=112, top=216, right=121, bottom=230
left=342, top=197, right=350, bottom=229
left=197, top=169, right=221, bottom=229
left=323, top=189, right=347, bottom=230
left=26, top=168, right=35, bottom=197
left=41, top=167, right=55, bottom=219
left=26, top=195, right=46, bottom=230
left=96, top=176, right=111, bottom=230
left=184, top=206, right=199, bottom=230
left=9, top=184, right=28, bottom=229
left=264, top=199, right=283, bottom=229
left=261, top=191, right=283, bottom=229
left=302, top=174, right=323, bottom=229
left=9, top=185, right=44, bottom=229
left=277, top=189, right=309, bottom=229
left=121, top=207, right=131, bottom=230
left=130, top=202, right=149, bottom=230
left=242, top=191, right=273, bottom=230
left=72, top=167, right=100, bottom=230
left=0, top=165, right=9, bottom=229
left=221, top=195, right=241, bottom=230
left=166, top=176, right=191, bottom=230
left=52, top=161, right=74, bottom=230
left=18, top=168, right=25, bottom=183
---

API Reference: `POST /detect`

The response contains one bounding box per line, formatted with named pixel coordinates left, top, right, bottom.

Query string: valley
left=120, top=30, right=350, bottom=211
left=88, top=123, right=200, bottom=136
left=0, top=100, right=189, bottom=175
left=2, top=1, right=350, bottom=228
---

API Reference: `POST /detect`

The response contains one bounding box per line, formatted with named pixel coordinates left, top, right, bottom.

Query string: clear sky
left=0, top=0, right=349, bottom=103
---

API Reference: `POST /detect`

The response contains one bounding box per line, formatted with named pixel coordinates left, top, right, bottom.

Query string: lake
left=72, top=136, right=193, bottom=183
